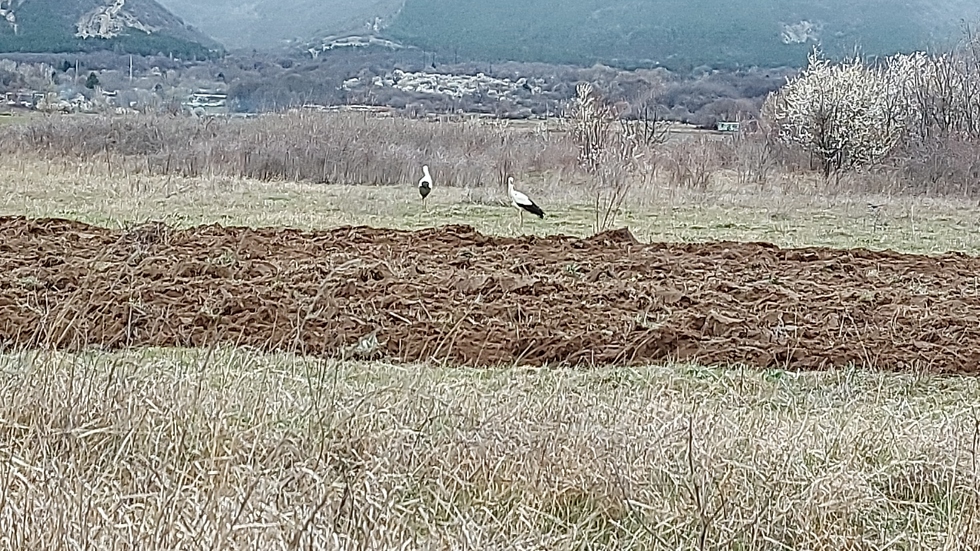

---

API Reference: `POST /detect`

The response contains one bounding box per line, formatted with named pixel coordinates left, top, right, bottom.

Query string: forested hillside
left=155, top=0, right=401, bottom=50
left=0, top=0, right=220, bottom=57
left=5, top=0, right=978, bottom=68
left=386, top=0, right=979, bottom=69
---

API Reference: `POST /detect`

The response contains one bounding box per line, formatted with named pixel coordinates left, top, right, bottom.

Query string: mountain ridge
left=158, top=0, right=980, bottom=69
left=4, top=1, right=979, bottom=70
left=0, top=0, right=220, bottom=57
left=155, top=0, right=401, bottom=50
left=385, top=0, right=980, bottom=70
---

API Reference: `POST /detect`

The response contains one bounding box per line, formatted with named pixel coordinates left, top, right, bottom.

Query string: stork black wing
left=519, top=201, right=544, bottom=218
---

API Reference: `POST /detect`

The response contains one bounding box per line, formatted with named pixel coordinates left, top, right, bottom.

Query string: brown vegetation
left=2, top=104, right=978, bottom=207
left=4, top=346, right=977, bottom=549
left=0, top=112, right=573, bottom=189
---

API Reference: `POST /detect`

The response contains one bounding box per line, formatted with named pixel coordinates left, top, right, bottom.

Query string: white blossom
left=764, top=48, right=908, bottom=176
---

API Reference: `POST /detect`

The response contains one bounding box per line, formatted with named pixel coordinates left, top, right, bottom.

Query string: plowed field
left=1, top=216, right=978, bottom=372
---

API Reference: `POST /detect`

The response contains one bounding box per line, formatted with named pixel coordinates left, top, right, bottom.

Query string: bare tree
left=631, top=103, right=671, bottom=147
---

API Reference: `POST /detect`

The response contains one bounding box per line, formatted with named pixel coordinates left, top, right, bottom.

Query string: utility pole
left=129, top=55, right=133, bottom=83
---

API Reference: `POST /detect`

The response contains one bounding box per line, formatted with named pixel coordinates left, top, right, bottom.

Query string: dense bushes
left=0, top=112, right=576, bottom=189
left=763, top=41, right=980, bottom=192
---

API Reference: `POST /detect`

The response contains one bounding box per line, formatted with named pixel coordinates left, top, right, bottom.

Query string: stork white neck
left=423, top=165, right=431, bottom=178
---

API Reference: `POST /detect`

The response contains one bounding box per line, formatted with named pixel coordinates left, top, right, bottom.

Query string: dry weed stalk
left=733, top=132, right=776, bottom=188
left=665, top=137, right=717, bottom=189
left=571, top=82, right=614, bottom=175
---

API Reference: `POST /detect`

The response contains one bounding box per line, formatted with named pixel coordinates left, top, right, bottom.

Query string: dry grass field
left=2, top=113, right=980, bottom=549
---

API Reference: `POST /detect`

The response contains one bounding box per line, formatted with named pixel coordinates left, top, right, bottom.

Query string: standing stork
left=507, top=176, right=545, bottom=229
left=418, top=164, right=433, bottom=209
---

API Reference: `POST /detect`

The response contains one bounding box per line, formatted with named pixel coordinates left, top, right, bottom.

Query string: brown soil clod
left=1, top=216, right=979, bottom=372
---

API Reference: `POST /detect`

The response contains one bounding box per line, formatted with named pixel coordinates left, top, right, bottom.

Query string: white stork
left=418, top=164, right=433, bottom=209
left=507, top=176, right=545, bottom=229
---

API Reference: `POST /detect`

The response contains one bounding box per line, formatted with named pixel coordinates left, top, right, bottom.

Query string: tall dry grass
left=1, top=348, right=978, bottom=550
left=0, top=112, right=576, bottom=190
left=0, top=111, right=819, bottom=197
left=6, top=110, right=979, bottom=202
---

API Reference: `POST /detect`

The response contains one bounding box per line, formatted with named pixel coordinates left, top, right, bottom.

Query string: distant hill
left=154, top=0, right=401, bottom=51
left=143, top=0, right=980, bottom=69
left=0, top=0, right=220, bottom=57
left=386, top=0, right=980, bottom=70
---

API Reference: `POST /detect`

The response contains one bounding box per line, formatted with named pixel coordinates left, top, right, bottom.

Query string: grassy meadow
left=2, top=153, right=980, bottom=255
left=1, top=112, right=980, bottom=549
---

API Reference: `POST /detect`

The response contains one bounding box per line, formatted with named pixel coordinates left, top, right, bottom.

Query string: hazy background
left=3, top=0, right=980, bottom=124
left=155, top=0, right=403, bottom=50
left=153, top=0, right=980, bottom=69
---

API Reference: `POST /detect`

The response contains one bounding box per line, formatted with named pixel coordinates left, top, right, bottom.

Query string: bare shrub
left=570, top=82, right=614, bottom=175
left=626, top=101, right=671, bottom=148
left=569, top=83, right=643, bottom=233
left=663, top=137, right=724, bottom=189
left=732, top=133, right=777, bottom=188
left=592, top=158, right=635, bottom=234
left=899, top=136, right=980, bottom=195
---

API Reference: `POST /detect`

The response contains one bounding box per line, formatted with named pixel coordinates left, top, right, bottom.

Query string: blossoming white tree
left=763, top=48, right=910, bottom=179
left=765, top=31, right=980, bottom=188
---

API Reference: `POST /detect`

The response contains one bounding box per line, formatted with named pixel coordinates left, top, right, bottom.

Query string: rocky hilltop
left=0, top=0, right=219, bottom=56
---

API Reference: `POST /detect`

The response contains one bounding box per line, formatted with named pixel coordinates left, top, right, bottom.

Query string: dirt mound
left=1, top=216, right=978, bottom=372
